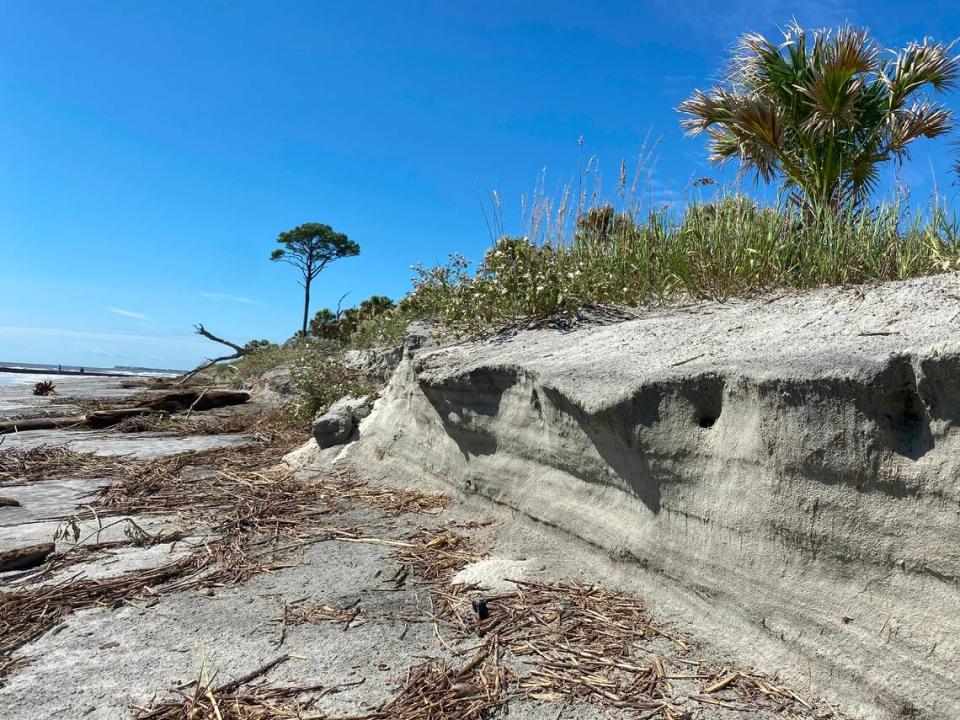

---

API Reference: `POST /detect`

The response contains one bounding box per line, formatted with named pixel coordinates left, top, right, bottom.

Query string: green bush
left=208, top=191, right=960, bottom=432
left=309, top=295, right=396, bottom=341
left=375, top=196, right=960, bottom=336
left=287, top=346, right=375, bottom=425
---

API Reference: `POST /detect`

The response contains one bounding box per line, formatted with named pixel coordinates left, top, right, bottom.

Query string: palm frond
left=842, top=151, right=883, bottom=207
left=705, top=128, right=741, bottom=162
left=885, top=40, right=960, bottom=109
left=887, top=101, right=954, bottom=158
left=678, top=89, right=737, bottom=135
left=731, top=31, right=793, bottom=92
left=798, top=71, right=864, bottom=137
left=732, top=96, right=783, bottom=147
left=676, top=22, right=959, bottom=210
left=829, top=25, right=880, bottom=74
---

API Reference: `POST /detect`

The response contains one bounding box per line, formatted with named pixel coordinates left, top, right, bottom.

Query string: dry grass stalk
left=277, top=599, right=363, bottom=629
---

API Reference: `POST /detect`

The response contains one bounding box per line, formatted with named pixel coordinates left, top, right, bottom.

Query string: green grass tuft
left=352, top=196, right=960, bottom=338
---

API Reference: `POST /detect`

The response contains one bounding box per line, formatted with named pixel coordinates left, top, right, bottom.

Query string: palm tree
left=678, top=24, right=960, bottom=210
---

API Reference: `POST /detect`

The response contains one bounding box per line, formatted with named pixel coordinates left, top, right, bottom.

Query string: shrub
left=287, top=348, right=375, bottom=425
left=383, top=195, right=960, bottom=336
left=310, top=295, right=397, bottom=341
left=679, top=24, right=960, bottom=210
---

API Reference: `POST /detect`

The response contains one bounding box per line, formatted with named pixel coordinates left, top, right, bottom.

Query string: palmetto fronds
left=678, top=23, right=960, bottom=209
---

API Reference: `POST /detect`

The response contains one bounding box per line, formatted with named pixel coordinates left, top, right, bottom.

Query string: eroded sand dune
left=351, top=273, right=960, bottom=719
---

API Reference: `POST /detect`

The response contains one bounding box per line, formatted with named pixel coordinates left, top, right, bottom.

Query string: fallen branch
left=179, top=325, right=250, bottom=382
left=0, top=543, right=55, bottom=572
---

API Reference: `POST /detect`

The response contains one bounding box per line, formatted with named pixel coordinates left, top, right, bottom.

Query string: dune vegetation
left=226, top=22, right=960, bottom=420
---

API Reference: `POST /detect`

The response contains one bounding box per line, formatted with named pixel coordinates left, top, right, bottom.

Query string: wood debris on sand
left=0, top=422, right=445, bottom=684
left=1, top=405, right=853, bottom=719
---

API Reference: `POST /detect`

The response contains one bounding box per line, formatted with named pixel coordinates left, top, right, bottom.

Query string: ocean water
left=0, top=372, right=65, bottom=388
left=0, top=361, right=181, bottom=377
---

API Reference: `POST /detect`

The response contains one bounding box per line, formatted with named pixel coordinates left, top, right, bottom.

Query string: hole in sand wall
left=878, top=360, right=934, bottom=460
left=681, top=374, right=725, bottom=432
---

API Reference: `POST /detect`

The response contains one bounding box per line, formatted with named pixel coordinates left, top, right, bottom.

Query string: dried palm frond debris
left=0, top=656, right=29, bottom=679
left=322, top=467, right=450, bottom=517
left=0, top=464, right=340, bottom=681
left=1, top=554, right=199, bottom=677
left=392, top=527, right=478, bottom=582
left=135, top=683, right=325, bottom=720
left=113, top=407, right=281, bottom=437
left=0, top=520, right=188, bottom=588
left=277, top=599, right=364, bottom=630
left=32, top=381, right=56, bottom=397
left=0, top=406, right=301, bottom=486
left=53, top=395, right=117, bottom=414
left=1, top=413, right=851, bottom=719
left=361, top=522, right=851, bottom=720
left=134, top=654, right=363, bottom=720
left=343, top=575, right=852, bottom=720
left=0, top=425, right=455, bottom=684
left=0, top=445, right=130, bottom=485
left=367, top=648, right=508, bottom=720
left=422, top=577, right=848, bottom=719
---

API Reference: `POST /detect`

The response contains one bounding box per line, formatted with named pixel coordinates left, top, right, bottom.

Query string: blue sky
left=2, top=1, right=959, bottom=369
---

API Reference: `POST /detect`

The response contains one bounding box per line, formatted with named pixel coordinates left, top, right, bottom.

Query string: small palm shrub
left=679, top=23, right=960, bottom=210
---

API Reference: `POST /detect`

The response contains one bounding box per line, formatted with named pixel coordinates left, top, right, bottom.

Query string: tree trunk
left=0, top=543, right=54, bottom=572
left=0, top=416, right=85, bottom=435
left=301, top=277, right=312, bottom=336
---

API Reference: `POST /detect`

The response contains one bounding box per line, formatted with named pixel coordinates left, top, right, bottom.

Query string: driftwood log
left=0, top=390, right=251, bottom=434
left=0, top=416, right=85, bottom=434
left=84, top=408, right=154, bottom=429
left=0, top=543, right=54, bottom=572
left=138, top=389, right=250, bottom=413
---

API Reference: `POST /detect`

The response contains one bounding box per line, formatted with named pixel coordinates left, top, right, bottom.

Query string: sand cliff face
left=350, top=274, right=960, bottom=719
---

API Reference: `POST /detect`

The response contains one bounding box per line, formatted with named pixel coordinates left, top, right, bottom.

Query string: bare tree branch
left=194, top=324, right=246, bottom=353
left=178, top=324, right=249, bottom=383
left=335, top=292, right=351, bottom=319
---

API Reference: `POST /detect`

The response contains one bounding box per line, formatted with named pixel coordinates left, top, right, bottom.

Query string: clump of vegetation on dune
left=329, top=162, right=960, bottom=340
left=350, top=21, right=960, bottom=339
left=375, top=197, right=959, bottom=336
left=228, top=181, right=960, bottom=420
left=198, top=338, right=372, bottom=423
left=207, top=21, right=960, bottom=424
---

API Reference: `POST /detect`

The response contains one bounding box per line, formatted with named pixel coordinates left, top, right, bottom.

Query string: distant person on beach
left=57, top=364, right=61, bottom=373
left=79, top=367, right=84, bottom=374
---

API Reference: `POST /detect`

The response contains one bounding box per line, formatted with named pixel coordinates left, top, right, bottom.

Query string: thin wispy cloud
left=106, top=307, right=149, bottom=320
left=201, top=292, right=258, bottom=305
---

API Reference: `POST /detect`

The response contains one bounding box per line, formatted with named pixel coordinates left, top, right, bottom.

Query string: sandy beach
left=0, top=372, right=865, bottom=719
